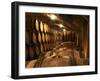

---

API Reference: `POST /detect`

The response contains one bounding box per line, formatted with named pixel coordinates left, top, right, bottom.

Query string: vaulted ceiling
left=27, top=13, right=89, bottom=32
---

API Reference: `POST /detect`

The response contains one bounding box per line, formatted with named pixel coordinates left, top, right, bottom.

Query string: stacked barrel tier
left=26, top=18, right=82, bottom=64
left=32, top=18, right=77, bottom=57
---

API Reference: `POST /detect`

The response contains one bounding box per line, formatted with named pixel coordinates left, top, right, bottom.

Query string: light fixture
left=47, top=14, right=57, bottom=20
left=56, top=24, right=64, bottom=28
left=59, top=24, right=64, bottom=28
left=63, top=29, right=66, bottom=32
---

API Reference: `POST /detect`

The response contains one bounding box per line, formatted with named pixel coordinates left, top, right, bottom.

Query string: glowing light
left=56, top=24, right=64, bottom=28
left=47, top=14, right=57, bottom=20
left=63, top=29, right=66, bottom=32
left=59, top=24, right=64, bottom=28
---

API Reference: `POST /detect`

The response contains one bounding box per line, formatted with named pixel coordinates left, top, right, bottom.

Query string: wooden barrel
left=63, top=31, right=66, bottom=41
left=44, top=23, right=47, bottom=33
left=40, top=21, right=44, bottom=32
left=42, top=33, right=45, bottom=43
left=47, top=26, right=50, bottom=33
left=40, top=44, right=44, bottom=53
left=43, top=43, right=47, bottom=52
left=45, top=34, right=48, bottom=43
left=32, top=33, right=37, bottom=44
left=34, top=19, right=39, bottom=31
left=67, top=31, right=71, bottom=41
left=38, top=32, right=42, bottom=43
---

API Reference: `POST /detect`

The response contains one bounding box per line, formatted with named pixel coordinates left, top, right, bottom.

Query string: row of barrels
left=26, top=43, right=54, bottom=60
left=26, top=31, right=58, bottom=45
left=32, top=19, right=51, bottom=33
left=32, top=32, right=56, bottom=44
left=26, top=18, right=77, bottom=45
left=26, top=18, right=58, bottom=45
left=63, top=31, right=76, bottom=42
left=25, top=18, right=78, bottom=61
left=32, top=18, right=67, bottom=44
left=26, top=18, right=58, bottom=60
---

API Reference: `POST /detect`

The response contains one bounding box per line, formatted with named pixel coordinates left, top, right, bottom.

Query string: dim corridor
left=25, top=13, right=89, bottom=68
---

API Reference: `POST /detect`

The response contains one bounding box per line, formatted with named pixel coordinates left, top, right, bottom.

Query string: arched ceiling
left=28, top=13, right=89, bottom=32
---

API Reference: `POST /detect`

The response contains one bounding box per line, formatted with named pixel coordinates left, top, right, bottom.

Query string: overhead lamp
left=59, top=24, right=64, bottom=28
left=63, top=29, right=66, bottom=32
left=47, top=14, right=57, bottom=20
left=56, top=24, right=64, bottom=28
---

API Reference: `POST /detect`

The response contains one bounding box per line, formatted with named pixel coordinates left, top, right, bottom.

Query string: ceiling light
left=59, top=24, right=64, bottom=28
left=47, top=14, right=57, bottom=20
left=56, top=24, right=64, bottom=28
left=63, top=29, right=66, bottom=32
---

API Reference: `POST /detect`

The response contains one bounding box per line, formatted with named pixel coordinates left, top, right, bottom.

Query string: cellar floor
left=26, top=42, right=89, bottom=68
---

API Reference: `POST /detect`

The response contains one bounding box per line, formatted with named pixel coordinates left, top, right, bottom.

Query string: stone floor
left=26, top=42, right=89, bottom=68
